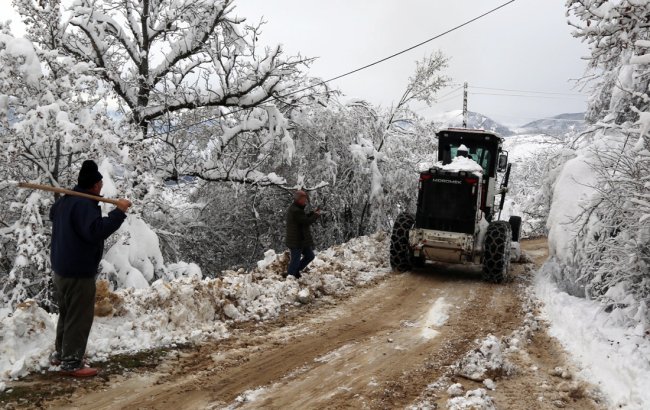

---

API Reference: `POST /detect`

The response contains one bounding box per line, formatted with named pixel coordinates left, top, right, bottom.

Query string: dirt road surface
left=2, top=239, right=605, bottom=409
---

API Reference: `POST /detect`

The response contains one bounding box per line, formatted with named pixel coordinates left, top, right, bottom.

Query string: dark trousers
left=53, top=273, right=96, bottom=370
left=287, top=247, right=315, bottom=278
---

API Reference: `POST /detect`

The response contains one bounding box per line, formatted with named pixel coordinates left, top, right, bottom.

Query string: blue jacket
left=49, top=186, right=126, bottom=278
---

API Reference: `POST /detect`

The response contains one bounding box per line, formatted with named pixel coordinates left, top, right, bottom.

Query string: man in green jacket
left=285, top=190, right=320, bottom=279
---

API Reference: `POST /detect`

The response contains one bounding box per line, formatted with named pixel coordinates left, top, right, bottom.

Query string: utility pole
left=462, top=82, right=468, bottom=128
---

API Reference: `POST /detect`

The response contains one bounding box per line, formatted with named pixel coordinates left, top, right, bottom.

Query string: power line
left=447, top=82, right=584, bottom=97
left=150, top=0, right=517, bottom=137
left=469, top=85, right=584, bottom=96
left=414, top=92, right=463, bottom=112
left=318, top=1, right=516, bottom=85
left=469, top=92, right=585, bottom=100
left=432, top=92, right=463, bottom=105
left=436, top=85, right=464, bottom=101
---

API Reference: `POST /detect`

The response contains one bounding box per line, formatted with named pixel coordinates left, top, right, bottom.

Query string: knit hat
left=78, top=160, right=103, bottom=189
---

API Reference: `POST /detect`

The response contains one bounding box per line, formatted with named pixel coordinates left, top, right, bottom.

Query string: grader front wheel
left=481, top=221, right=512, bottom=283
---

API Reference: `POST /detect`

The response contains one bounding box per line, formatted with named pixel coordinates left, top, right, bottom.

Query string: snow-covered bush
left=543, top=0, right=650, bottom=327
left=504, top=135, right=577, bottom=237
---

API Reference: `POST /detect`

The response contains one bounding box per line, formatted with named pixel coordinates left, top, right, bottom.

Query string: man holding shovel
left=49, top=160, right=131, bottom=377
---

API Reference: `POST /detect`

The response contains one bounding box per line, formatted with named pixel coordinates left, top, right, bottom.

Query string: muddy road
left=3, top=239, right=604, bottom=409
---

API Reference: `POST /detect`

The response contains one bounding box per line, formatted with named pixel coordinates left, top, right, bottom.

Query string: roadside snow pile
left=536, top=265, right=650, bottom=409
left=0, top=301, right=55, bottom=380
left=0, top=232, right=390, bottom=385
left=447, top=388, right=496, bottom=410
left=408, top=333, right=513, bottom=408
left=538, top=129, right=650, bottom=408
left=453, top=335, right=514, bottom=382
left=409, top=271, right=592, bottom=409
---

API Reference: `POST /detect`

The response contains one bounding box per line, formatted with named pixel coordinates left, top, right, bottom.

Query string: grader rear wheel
left=390, top=213, right=415, bottom=272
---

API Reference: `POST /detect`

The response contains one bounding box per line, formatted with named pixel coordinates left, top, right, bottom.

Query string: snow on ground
left=500, top=133, right=563, bottom=232
left=408, top=265, right=595, bottom=410
left=0, top=232, right=390, bottom=386
left=536, top=263, right=650, bottom=409
left=537, top=130, right=650, bottom=409
left=502, top=134, right=562, bottom=162
left=504, top=132, right=650, bottom=409
left=421, top=297, right=451, bottom=340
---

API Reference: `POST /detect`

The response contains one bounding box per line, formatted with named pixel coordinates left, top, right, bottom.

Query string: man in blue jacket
left=49, top=160, right=131, bottom=377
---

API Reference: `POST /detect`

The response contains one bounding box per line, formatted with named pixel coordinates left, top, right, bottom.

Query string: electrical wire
left=436, top=85, right=464, bottom=101
left=446, top=82, right=584, bottom=97
left=414, top=92, right=463, bottom=112
left=149, top=0, right=517, bottom=137
left=469, top=92, right=585, bottom=100
left=469, top=85, right=584, bottom=96
left=316, top=1, right=516, bottom=86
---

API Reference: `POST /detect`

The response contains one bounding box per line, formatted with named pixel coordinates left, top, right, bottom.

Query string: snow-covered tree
left=0, top=19, right=123, bottom=309
left=30, top=0, right=328, bottom=185
left=353, top=51, right=449, bottom=234
left=543, top=0, right=650, bottom=326
left=171, top=53, right=448, bottom=272
left=0, top=0, right=329, bottom=293
left=567, top=0, right=650, bottom=125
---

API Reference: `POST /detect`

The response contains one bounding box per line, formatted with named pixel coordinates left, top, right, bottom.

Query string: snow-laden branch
left=149, top=2, right=228, bottom=84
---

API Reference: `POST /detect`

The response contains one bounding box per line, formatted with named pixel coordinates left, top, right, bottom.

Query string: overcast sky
left=1, top=0, right=589, bottom=126
left=233, top=0, right=589, bottom=126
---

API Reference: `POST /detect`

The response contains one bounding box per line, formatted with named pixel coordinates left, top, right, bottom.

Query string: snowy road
left=11, top=240, right=603, bottom=409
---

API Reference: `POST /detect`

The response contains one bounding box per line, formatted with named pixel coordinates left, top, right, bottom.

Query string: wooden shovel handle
left=18, top=182, right=121, bottom=206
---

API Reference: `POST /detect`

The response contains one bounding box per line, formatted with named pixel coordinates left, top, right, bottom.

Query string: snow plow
left=390, top=128, right=521, bottom=283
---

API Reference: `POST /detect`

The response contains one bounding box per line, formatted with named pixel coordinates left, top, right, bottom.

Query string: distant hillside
left=430, top=110, right=514, bottom=136
left=519, top=112, right=586, bottom=135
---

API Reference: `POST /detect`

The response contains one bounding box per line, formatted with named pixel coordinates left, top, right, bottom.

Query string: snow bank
left=0, top=232, right=390, bottom=384
left=546, top=153, right=598, bottom=262
left=535, top=264, right=650, bottom=409
left=546, top=133, right=627, bottom=264
left=0, top=301, right=55, bottom=381
left=101, top=215, right=167, bottom=289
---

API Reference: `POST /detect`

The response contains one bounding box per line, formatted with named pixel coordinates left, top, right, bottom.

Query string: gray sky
left=1, top=0, right=589, bottom=126
left=234, top=0, right=589, bottom=126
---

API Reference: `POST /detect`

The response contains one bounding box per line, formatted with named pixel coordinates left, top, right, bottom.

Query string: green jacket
left=285, top=202, right=319, bottom=248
